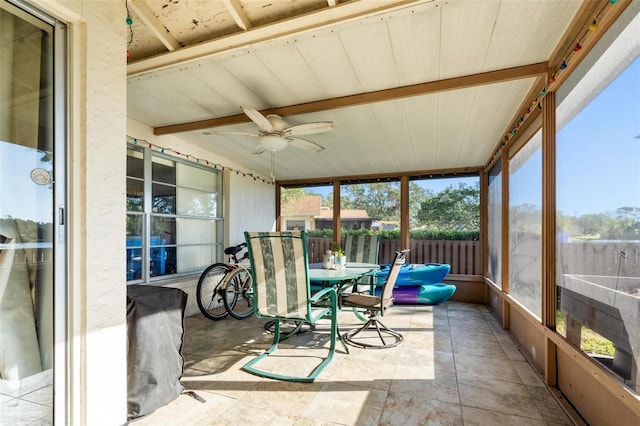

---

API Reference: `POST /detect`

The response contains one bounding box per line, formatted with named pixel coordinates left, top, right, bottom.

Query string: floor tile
left=379, top=396, right=463, bottom=425
left=461, top=405, right=547, bottom=425
left=302, top=381, right=387, bottom=425
left=454, top=352, right=522, bottom=383
left=38, top=302, right=572, bottom=426
left=457, top=375, right=544, bottom=420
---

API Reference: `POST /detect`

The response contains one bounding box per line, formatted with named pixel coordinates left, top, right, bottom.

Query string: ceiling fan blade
left=215, top=131, right=260, bottom=137
left=241, top=106, right=274, bottom=133
left=283, top=121, right=335, bottom=136
left=252, top=143, right=266, bottom=155
left=286, top=137, right=325, bottom=152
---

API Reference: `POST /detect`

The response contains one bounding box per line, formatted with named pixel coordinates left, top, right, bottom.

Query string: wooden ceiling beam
left=222, top=0, right=252, bottom=31
left=129, top=0, right=181, bottom=51
left=154, top=62, right=548, bottom=135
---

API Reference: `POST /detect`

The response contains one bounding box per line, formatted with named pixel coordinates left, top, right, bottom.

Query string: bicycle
left=196, top=242, right=254, bottom=320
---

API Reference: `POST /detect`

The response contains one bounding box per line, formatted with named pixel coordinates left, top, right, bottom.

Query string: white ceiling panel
left=369, top=101, right=413, bottom=170
left=436, top=88, right=477, bottom=167
left=125, top=0, right=598, bottom=181
left=221, top=53, right=295, bottom=107
left=387, top=3, right=442, bottom=85
left=338, top=19, right=399, bottom=91
left=404, top=95, right=440, bottom=171
left=254, top=44, right=326, bottom=102
left=487, top=1, right=583, bottom=67
left=459, top=78, right=538, bottom=164
left=187, top=65, right=256, bottom=117
left=127, top=77, right=209, bottom=126
left=294, top=32, right=362, bottom=97
left=439, top=1, right=501, bottom=77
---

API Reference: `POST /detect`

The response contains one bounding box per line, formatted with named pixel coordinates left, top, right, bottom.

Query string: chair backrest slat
left=245, top=231, right=309, bottom=320
left=344, top=234, right=380, bottom=264
left=381, top=250, right=408, bottom=308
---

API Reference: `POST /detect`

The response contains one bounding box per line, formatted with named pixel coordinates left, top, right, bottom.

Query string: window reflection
left=488, top=160, right=502, bottom=285
left=509, top=132, right=542, bottom=318
left=556, top=51, right=640, bottom=392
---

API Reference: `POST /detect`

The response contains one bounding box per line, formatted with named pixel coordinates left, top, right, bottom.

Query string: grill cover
left=126, top=285, right=187, bottom=420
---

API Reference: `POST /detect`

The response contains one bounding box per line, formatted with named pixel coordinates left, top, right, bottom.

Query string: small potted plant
left=331, top=241, right=346, bottom=269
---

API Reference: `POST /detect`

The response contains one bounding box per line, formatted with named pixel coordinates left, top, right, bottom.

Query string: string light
left=125, top=0, right=134, bottom=59
left=486, top=0, right=616, bottom=167
left=126, top=136, right=274, bottom=185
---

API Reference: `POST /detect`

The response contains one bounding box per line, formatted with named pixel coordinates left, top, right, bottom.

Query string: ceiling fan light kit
left=259, top=135, right=288, bottom=152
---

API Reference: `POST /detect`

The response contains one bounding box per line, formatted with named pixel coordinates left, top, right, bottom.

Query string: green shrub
left=306, top=228, right=479, bottom=241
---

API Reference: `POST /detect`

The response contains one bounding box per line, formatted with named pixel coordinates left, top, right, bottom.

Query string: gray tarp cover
left=126, top=285, right=187, bottom=420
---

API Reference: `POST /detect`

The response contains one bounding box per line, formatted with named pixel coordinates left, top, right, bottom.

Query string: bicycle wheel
left=196, top=263, right=231, bottom=320
left=223, top=267, right=255, bottom=319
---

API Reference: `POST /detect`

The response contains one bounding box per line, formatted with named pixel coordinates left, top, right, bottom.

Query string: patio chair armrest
left=310, top=286, right=337, bottom=305
left=309, top=286, right=337, bottom=322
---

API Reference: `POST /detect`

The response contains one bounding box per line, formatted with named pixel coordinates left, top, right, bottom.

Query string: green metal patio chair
left=343, top=234, right=381, bottom=296
left=242, top=231, right=346, bottom=382
left=344, top=234, right=380, bottom=265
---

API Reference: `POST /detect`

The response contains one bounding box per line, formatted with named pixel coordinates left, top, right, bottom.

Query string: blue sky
left=1, top=142, right=53, bottom=223
left=556, top=55, right=640, bottom=216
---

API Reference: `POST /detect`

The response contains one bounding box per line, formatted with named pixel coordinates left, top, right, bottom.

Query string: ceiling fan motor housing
left=265, top=114, right=288, bottom=132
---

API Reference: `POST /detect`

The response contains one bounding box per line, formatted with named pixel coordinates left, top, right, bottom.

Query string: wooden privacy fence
left=558, top=241, right=640, bottom=277
left=306, top=238, right=640, bottom=277
left=307, top=237, right=480, bottom=275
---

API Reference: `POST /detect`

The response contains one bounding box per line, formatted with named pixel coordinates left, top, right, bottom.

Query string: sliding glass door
left=0, top=1, right=66, bottom=423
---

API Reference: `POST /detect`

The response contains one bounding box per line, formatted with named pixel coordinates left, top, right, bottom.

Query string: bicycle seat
left=224, top=244, right=245, bottom=256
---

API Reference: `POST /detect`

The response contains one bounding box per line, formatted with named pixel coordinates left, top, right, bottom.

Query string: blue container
left=373, top=262, right=450, bottom=287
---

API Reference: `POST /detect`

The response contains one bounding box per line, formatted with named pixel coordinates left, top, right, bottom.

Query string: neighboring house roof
left=318, top=209, right=369, bottom=219
left=282, top=195, right=322, bottom=216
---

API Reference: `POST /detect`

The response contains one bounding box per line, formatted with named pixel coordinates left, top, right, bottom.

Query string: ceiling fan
left=230, top=106, right=336, bottom=154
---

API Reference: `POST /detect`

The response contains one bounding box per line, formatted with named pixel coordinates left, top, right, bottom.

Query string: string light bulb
left=126, top=136, right=273, bottom=184
left=488, top=0, right=618, bottom=167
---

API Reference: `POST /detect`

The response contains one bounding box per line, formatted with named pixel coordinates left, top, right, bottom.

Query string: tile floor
left=130, top=302, right=576, bottom=425
left=0, top=369, right=52, bottom=425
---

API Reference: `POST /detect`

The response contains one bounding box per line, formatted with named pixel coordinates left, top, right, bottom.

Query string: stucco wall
left=226, top=169, right=276, bottom=242
left=32, top=0, right=129, bottom=424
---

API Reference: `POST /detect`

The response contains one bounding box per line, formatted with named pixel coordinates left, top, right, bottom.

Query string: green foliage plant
left=330, top=241, right=344, bottom=256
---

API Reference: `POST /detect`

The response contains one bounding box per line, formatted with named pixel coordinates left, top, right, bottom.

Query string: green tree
left=408, top=182, right=430, bottom=228
left=608, top=207, right=640, bottom=239
left=576, top=213, right=611, bottom=236
left=281, top=187, right=307, bottom=214
left=341, top=182, right=401, bottom=221
left=416, top=182, right=479, bottom=230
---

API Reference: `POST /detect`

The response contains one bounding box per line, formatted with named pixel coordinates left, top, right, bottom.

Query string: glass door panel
left=0, top=1, right=58, bottom=423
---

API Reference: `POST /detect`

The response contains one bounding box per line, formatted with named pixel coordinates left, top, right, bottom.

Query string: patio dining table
left=308, top=263, right=379, bottom=286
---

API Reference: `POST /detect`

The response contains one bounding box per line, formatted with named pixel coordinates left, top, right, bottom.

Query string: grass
left=556, top=312, right=615, bottom=356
